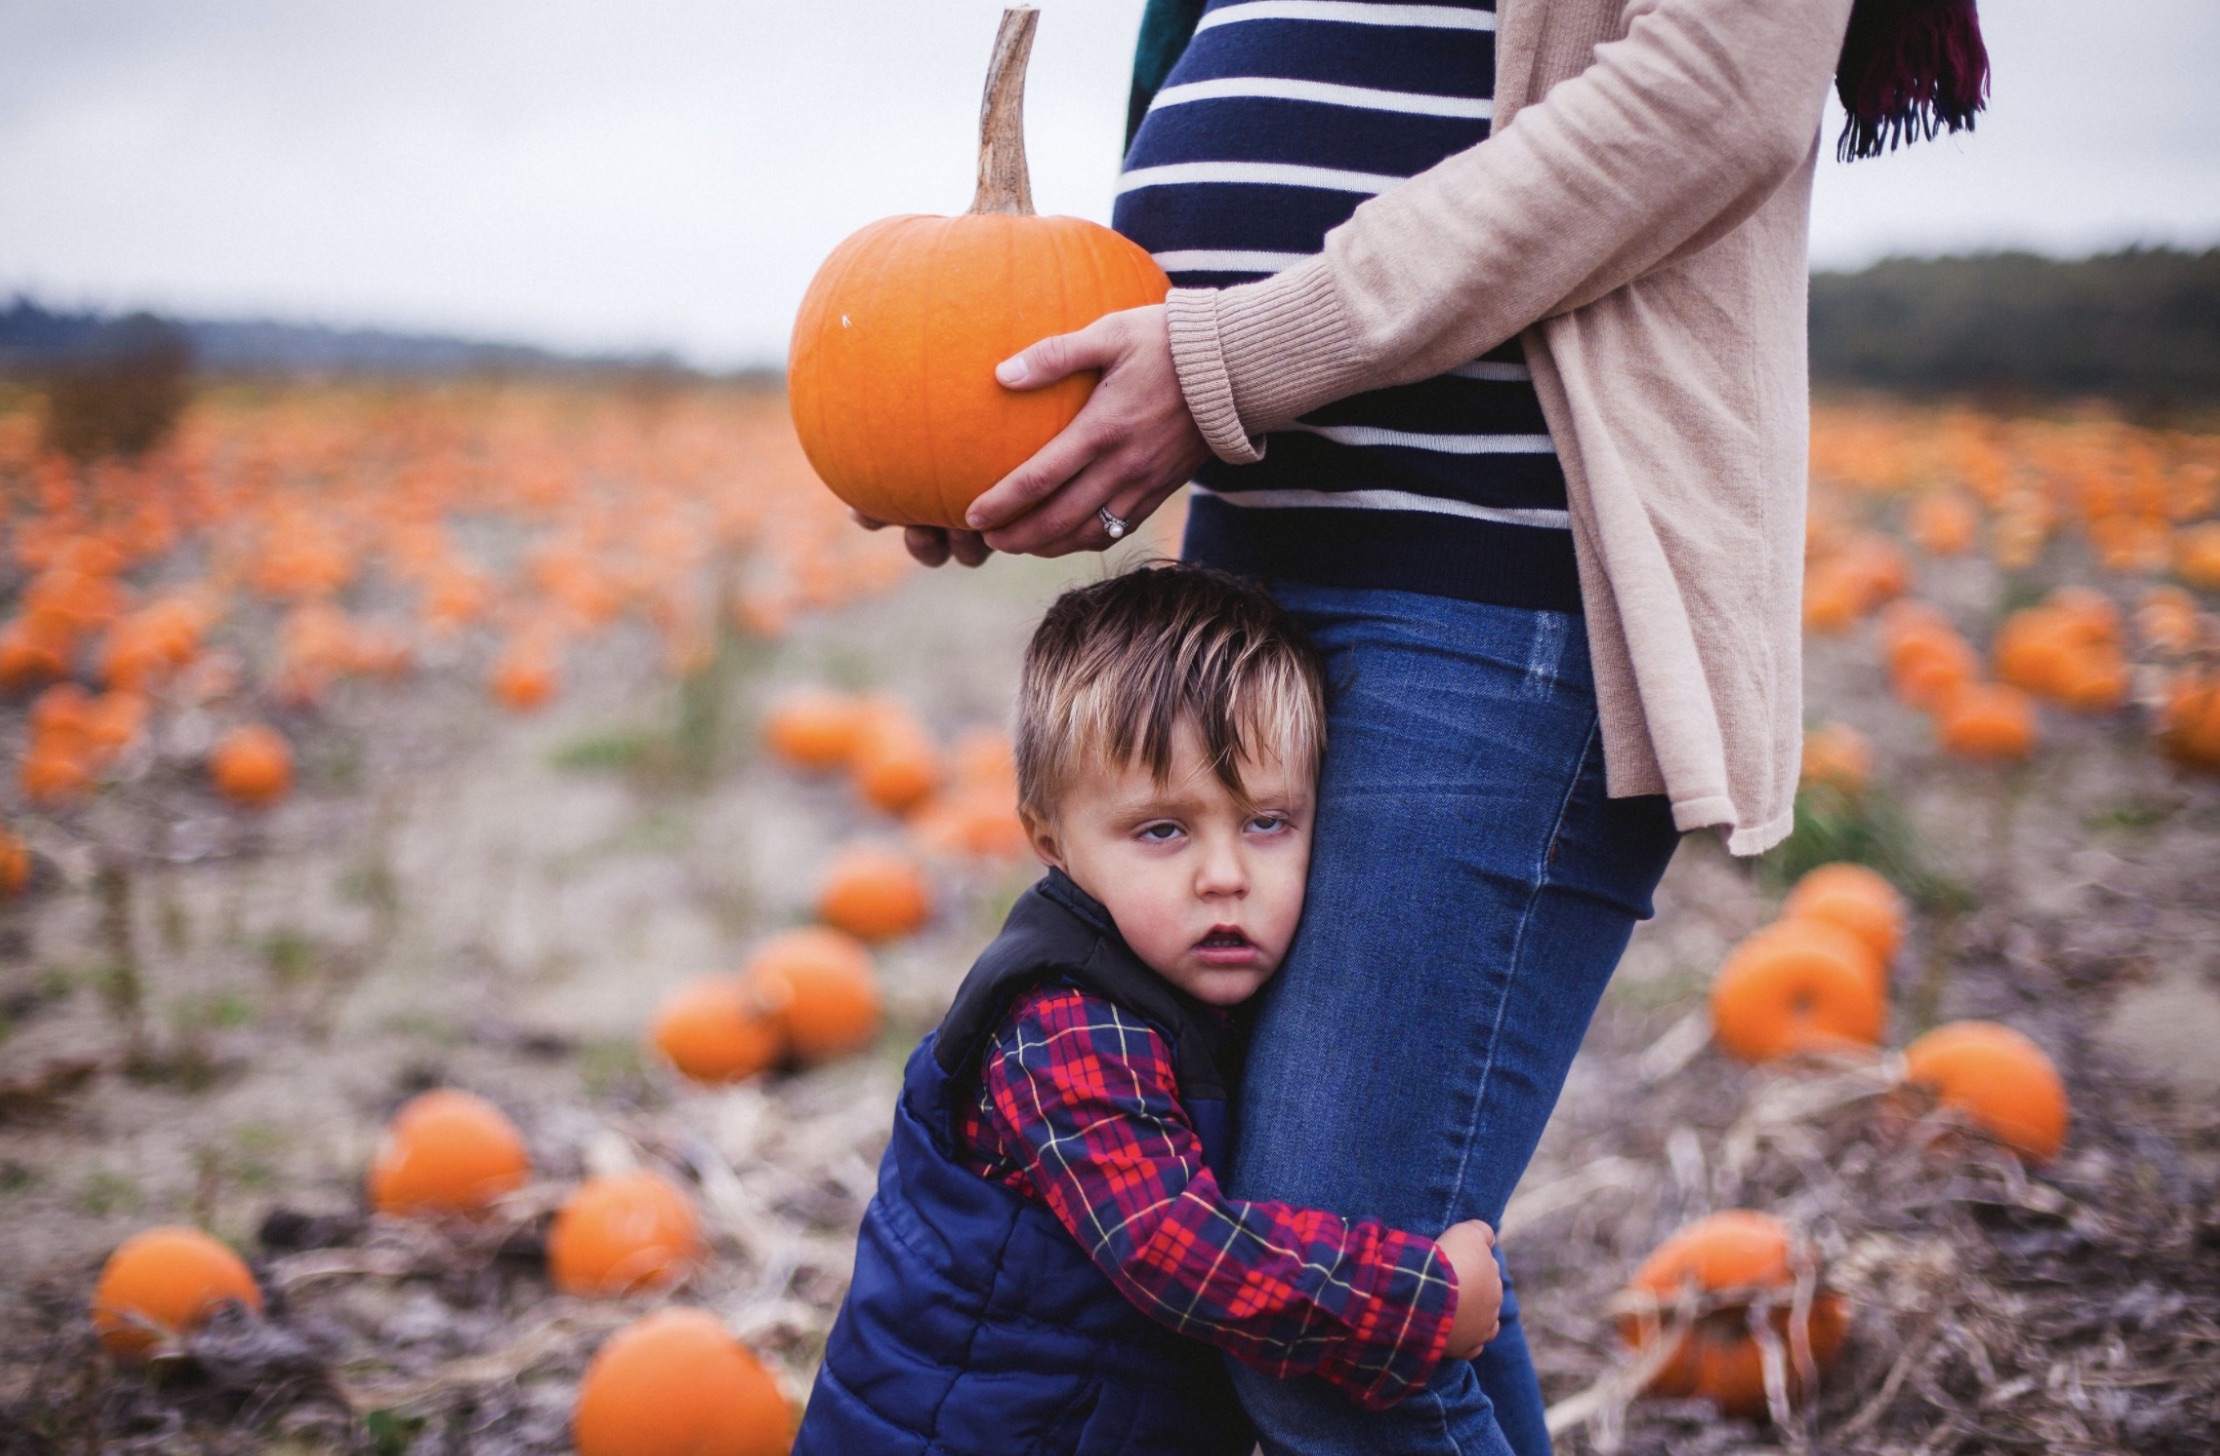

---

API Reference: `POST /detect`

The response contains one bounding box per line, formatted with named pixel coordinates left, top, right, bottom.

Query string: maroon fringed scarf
left=1837, top=0, right=1991, bottom=160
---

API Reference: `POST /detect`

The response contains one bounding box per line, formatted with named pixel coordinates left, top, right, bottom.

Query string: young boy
left=795, top=564, right=1501, bottom=1455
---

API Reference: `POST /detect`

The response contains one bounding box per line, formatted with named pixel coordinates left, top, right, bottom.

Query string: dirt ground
left=1, top=520, right=2216, bottom=1454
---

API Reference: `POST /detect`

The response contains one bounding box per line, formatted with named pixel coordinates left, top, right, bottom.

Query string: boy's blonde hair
left=1015, top=563, right=1326, bottom=823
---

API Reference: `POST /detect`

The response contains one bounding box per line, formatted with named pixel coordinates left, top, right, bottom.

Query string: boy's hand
left=1437, top=1220, right=1502, bottom=1360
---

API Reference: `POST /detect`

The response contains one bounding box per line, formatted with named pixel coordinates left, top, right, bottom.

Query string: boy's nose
left=1194, top=841, right=1249, bottom=897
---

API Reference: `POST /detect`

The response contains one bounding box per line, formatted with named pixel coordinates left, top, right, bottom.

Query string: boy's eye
left=1136, top=822, right=1183, bottom=843
left=1247, top=814, right=1290, bottom=835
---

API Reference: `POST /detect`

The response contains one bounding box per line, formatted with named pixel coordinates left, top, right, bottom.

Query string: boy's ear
left=1020, top=809, right=1064, bottom=870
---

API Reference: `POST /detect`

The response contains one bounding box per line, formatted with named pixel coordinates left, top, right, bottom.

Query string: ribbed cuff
left=1168, top=258, right=1369, bottom=466
left=1212, top=258, right=1366, bottom=433
left=1167, top=288, right=1263, bottom=464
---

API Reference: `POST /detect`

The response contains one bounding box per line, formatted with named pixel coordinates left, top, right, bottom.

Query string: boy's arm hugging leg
left=978, top=986, right=1467, bottom=1411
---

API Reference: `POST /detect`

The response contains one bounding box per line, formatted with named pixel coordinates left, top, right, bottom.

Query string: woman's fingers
left=902, top=526, right=954, bottom=567
left=944, top=529, right=993, bottom=567
left=994, top=316, right=1120, bottom=392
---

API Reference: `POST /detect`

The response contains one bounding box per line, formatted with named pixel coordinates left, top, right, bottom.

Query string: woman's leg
left=1226, top=584, right=1681, bottom=1456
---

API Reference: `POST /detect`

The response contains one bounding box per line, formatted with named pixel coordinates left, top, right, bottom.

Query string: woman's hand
left=869, top=304, right=1210, bottom=567
left=970, top=303, right=1210, bottom=557
left=849, top=509, right=994, bottom=569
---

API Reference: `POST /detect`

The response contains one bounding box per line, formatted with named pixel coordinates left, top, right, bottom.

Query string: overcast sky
left=4, top=0, right=2216, bottom=369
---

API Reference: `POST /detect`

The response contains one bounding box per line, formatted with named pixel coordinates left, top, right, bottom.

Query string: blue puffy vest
left=794, top=870, right=1256, bottom=1455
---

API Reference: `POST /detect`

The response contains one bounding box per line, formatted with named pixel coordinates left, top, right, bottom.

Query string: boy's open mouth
left=1197, top=927, right=1252, bottom=952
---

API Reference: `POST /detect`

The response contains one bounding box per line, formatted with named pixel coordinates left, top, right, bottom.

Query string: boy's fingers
left=850, top=508, right=890, bottom=531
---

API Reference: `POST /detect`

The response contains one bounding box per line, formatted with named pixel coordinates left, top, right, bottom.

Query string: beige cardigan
left=1165, top=0, right=1857, bottom=855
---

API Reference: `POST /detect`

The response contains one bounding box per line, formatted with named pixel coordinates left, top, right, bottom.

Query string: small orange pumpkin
left=91, top=1226, right=264, bottom=1360
left=2177, top=520, right=2220, bottom=591
left=787, top=9, right=1171, bottom=529
left=549, top=1170, right=705, bottom=1297
left=1798, top=723, right=1871, bottom=796
left=210, top=723, right=295, bottom=807
left=367, top=1088, right=532, bottom=1217
left=1902, top=1020, right=2069, bottom=1163
left=816, top=844, right=933, bottom=942
left=744, top=926, right=882, bottom=1062
left=0, top=827, right=29, bottom=896
left=490, top=637, right=559, bottom=713
left=849, top=700, right=944, bottom=815
left=762, top=688, right=865, bottom=771
left=2158, top=670, right=2220, bottom=770
left=572, top=1308, right=793, bottom=1456
left=1781, top=863, right=1905, bottom=970
left=1709, top=919, right=1887, bottom=1063
left=1934, top=682, right=2037, bottom=761
left=650, top=976, right=785, bottom=1084
left=1906, top=491, right=1979, bottom=555
left=1619, top=1210, right=1847, bottom=1418
left=2134, top=586, right=2202, bottom=655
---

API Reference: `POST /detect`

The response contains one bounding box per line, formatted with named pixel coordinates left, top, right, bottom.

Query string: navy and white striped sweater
left=1114, top=0, right=1580, bottom=614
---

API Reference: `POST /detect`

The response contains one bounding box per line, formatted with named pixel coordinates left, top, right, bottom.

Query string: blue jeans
left=1227, top=583, right=1681, bottom=1455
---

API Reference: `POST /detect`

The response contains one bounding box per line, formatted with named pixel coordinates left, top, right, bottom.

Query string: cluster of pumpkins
left=1807, top=404, right=2218, bottom=581
left=1804, top=404, right=2220, bottom=777
left=1614, top=856, right=2071, bottom=1417
left=646, top=687, right=1028, bottom=1088
left=0, top=384, right=914, bottom=831
left=89, top=1087, right=795, bottom=1456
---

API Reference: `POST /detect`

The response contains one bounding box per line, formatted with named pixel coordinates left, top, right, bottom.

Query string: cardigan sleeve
left=1168, top=0, right=1856, bottom=460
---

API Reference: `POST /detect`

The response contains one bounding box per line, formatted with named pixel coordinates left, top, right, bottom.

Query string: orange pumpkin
left=1709, top=919, right=1886, bottom=1063
left=91, top=1226, right=264, bottom=1360
left=573, top=1308, right=793, bottom=1456
left=2159, top=670, right=2220, bottom=770
left=0, top=614, right=73, bottom=686
left=1906, top=491, right=1978, bottom=555
left=210, top=723, right=295, bottom=807
left=367, top=1088, right=532, bottom=1217
left=745, top=926, right=882, bottom=1062
left=910, top=787, right=1031, bottom=863
left=650, top=976, right=784, bottom=1083
left=2177, top=520, right=2220, bottom=590
left=1781, top=863, right=1905, bottom=969
left=491, top=637, right=559, bottom=712
left=851, top=701, right=944, bottom=815
left=0, top=827, right=29, bottom=896
left=816, top=844, right=933, bottom=942
left=2134, top=586, right=2202, bottom=655
left=549, top=1170, right=705, bottom=1296
left=762, top=687, right=865, bottom=771
left=1887, top=623, right=1978, bottom=710
left=1902, top=1021, right=2069, bottom=1163
left=787, top=9, right=1171, bottom=529
left=1798, top=723, right=1871, bottom=796
left=1619, top=1210, right=1847, bottom=1418
left=1934, top=682, right=2037, bottom=761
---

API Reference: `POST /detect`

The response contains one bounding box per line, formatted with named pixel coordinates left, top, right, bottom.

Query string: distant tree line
left=1809, top=247, right=2220, bottom=413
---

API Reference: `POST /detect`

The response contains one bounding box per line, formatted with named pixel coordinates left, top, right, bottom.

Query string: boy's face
left=1026, top=716, right=1314, bottom=1006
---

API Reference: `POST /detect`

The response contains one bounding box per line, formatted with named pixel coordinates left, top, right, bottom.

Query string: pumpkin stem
left=970, top=7, right=1037, bottom=217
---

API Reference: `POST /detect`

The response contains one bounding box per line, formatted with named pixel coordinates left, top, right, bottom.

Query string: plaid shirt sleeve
left=957, top=984, right=1457, bottom=1410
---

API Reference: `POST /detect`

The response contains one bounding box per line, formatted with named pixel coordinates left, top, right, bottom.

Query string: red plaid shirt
left=956, top=984, right=1457, bottom=1410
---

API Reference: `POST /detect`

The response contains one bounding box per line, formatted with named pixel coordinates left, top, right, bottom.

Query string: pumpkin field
left=0, top=376, right=2215, bottom=1455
